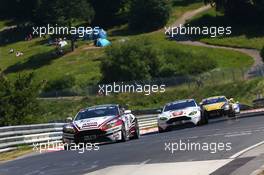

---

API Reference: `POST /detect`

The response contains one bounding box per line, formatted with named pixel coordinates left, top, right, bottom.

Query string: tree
left=261, top=46, right=264, bottom=62
left=0, top=73, right=42, bottom=126
left=0, top=0, right=37, bottom=21
left=129, top=0, right=171, bottom=32
left=44, top=75, right=75, bottom=92
left=34, top=0, right=95, bottom=51
left=89, top=0, right=130, bottom=27
left=204, top=0, right=264, bottom=18
left=101, top=38, right=163, bottom=83
left=0, top=72, right=12, bottom=126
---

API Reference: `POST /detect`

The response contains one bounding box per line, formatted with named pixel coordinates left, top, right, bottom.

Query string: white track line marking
left=229, top=141, right=264, bottom=159
left=225, top=132, right=252, bottom=138
left=140, top=159, right=151, bottom=165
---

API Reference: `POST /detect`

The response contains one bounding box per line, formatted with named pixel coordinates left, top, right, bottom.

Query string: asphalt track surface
left=0, top=115, right=264, bottom=175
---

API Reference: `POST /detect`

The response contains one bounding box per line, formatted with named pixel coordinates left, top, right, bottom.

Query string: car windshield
left=164, top=100, right=196, bottom=112
left=202, top=97, right=227, bottom=105
left=75, top=106, right=119, bottom=120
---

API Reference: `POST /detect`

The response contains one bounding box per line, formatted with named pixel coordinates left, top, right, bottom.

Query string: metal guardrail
left=1, top=110, right=264, bottom=153
left=0, top=123, right=65, bottom=152
left=0, top=115, right=158, bottom=153
left=253, top=98, right=264, bottom=108
left=138, top=114, right=157, bottom=129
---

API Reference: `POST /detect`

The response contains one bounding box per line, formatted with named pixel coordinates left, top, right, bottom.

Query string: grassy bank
left=0, top=27, right=253, bottom=89
left=35, top=78, right=262, bottom=123
left=188, top=9, right=264, bottom=50
left=0, top=1, right=253, bottom=90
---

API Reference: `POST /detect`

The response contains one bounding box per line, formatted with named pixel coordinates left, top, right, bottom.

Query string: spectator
left=16, top=51, right=24, bottom=57
left=9, top=48, right=14, bottom=54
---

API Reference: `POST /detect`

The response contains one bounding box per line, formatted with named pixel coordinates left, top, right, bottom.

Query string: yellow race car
left=200, top=96, right=239, bottom=118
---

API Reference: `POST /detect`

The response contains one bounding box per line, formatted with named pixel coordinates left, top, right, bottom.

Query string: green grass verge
left=0, top=145, right=33, bottom=162
left=37, top=78, right=263, bottom=123
left=188, top=9, right=264, bottom=50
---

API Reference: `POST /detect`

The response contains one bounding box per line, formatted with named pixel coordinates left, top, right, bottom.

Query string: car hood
left=203, top=102, right=226, bottom=111
left=73, top=115, right=117, bottom=131
left=161, top=107, right=198, bottom=118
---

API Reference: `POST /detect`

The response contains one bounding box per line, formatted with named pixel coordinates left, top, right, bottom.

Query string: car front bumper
left=158, top=113, right=201, bottom=130
left=63, top=126, right=123, bottom=144
left=204, top=109, right=228, bottom=117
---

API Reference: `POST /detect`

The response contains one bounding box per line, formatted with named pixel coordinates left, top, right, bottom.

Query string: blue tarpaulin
left=96, top=38, right=111, bottom=47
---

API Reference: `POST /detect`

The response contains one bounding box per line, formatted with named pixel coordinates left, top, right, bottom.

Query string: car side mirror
left=157, top=109, right=162, bottom=113
left=199, top=102, right=203, bottom=106
left=66, top=117, right=73, bottom=123
left=124, top=110, right=131, bottom=114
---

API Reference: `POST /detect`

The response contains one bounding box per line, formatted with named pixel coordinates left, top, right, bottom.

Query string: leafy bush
left=101, top=38, right=163, bottom=83
left=101, top=38, right=217, bottom=83
left=160, top=48, right=217, bottom=76
left=101, top=38, right=218, bottom=83
left=129, top=0, right=171, bottom=31
left=89, top=0, right=129, bottom=26
left=204, top=0, right=264, bottom=19
left=44, top=75, right=76, bottom=92
left=0, top=73, right=42, bottom=126
left=261, top=46, right=264, bottom=62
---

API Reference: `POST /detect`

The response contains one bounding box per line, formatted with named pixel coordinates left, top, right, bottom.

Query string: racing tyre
left=120, top=125, right=128, bottom=142
left=158, top=127, right=166, bottom=133
left=228, top=113, right=235, bottom=118
left=228, top=110, right=236, bottom=118
left=203, top=114, right=209, bottom=125
left=204, top=116, right=209, bottom=124
left=198, top=112, right=208, bottom=126
left=131, top=120, right=140, bottom=139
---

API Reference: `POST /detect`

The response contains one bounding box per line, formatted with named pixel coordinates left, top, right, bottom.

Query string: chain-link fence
left=40, top=66, right=264, bottom=98
left=248, top=65, right=264, bottom=78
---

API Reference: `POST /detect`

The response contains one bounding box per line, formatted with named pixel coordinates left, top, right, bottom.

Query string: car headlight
left=189, top=111, right=198, bottom=115
left=159, top=115, right=168, bottom=121
left=63, top=124, right=76, bottom=134
left=233, top=104, right=239, bottom=109
left=222, top=104, right=230, bottom=110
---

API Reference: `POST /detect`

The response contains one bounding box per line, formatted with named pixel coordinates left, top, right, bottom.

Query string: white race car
left=157, top=99, right=208, bottom=133
left=62, top=104, right=140, bottom=148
